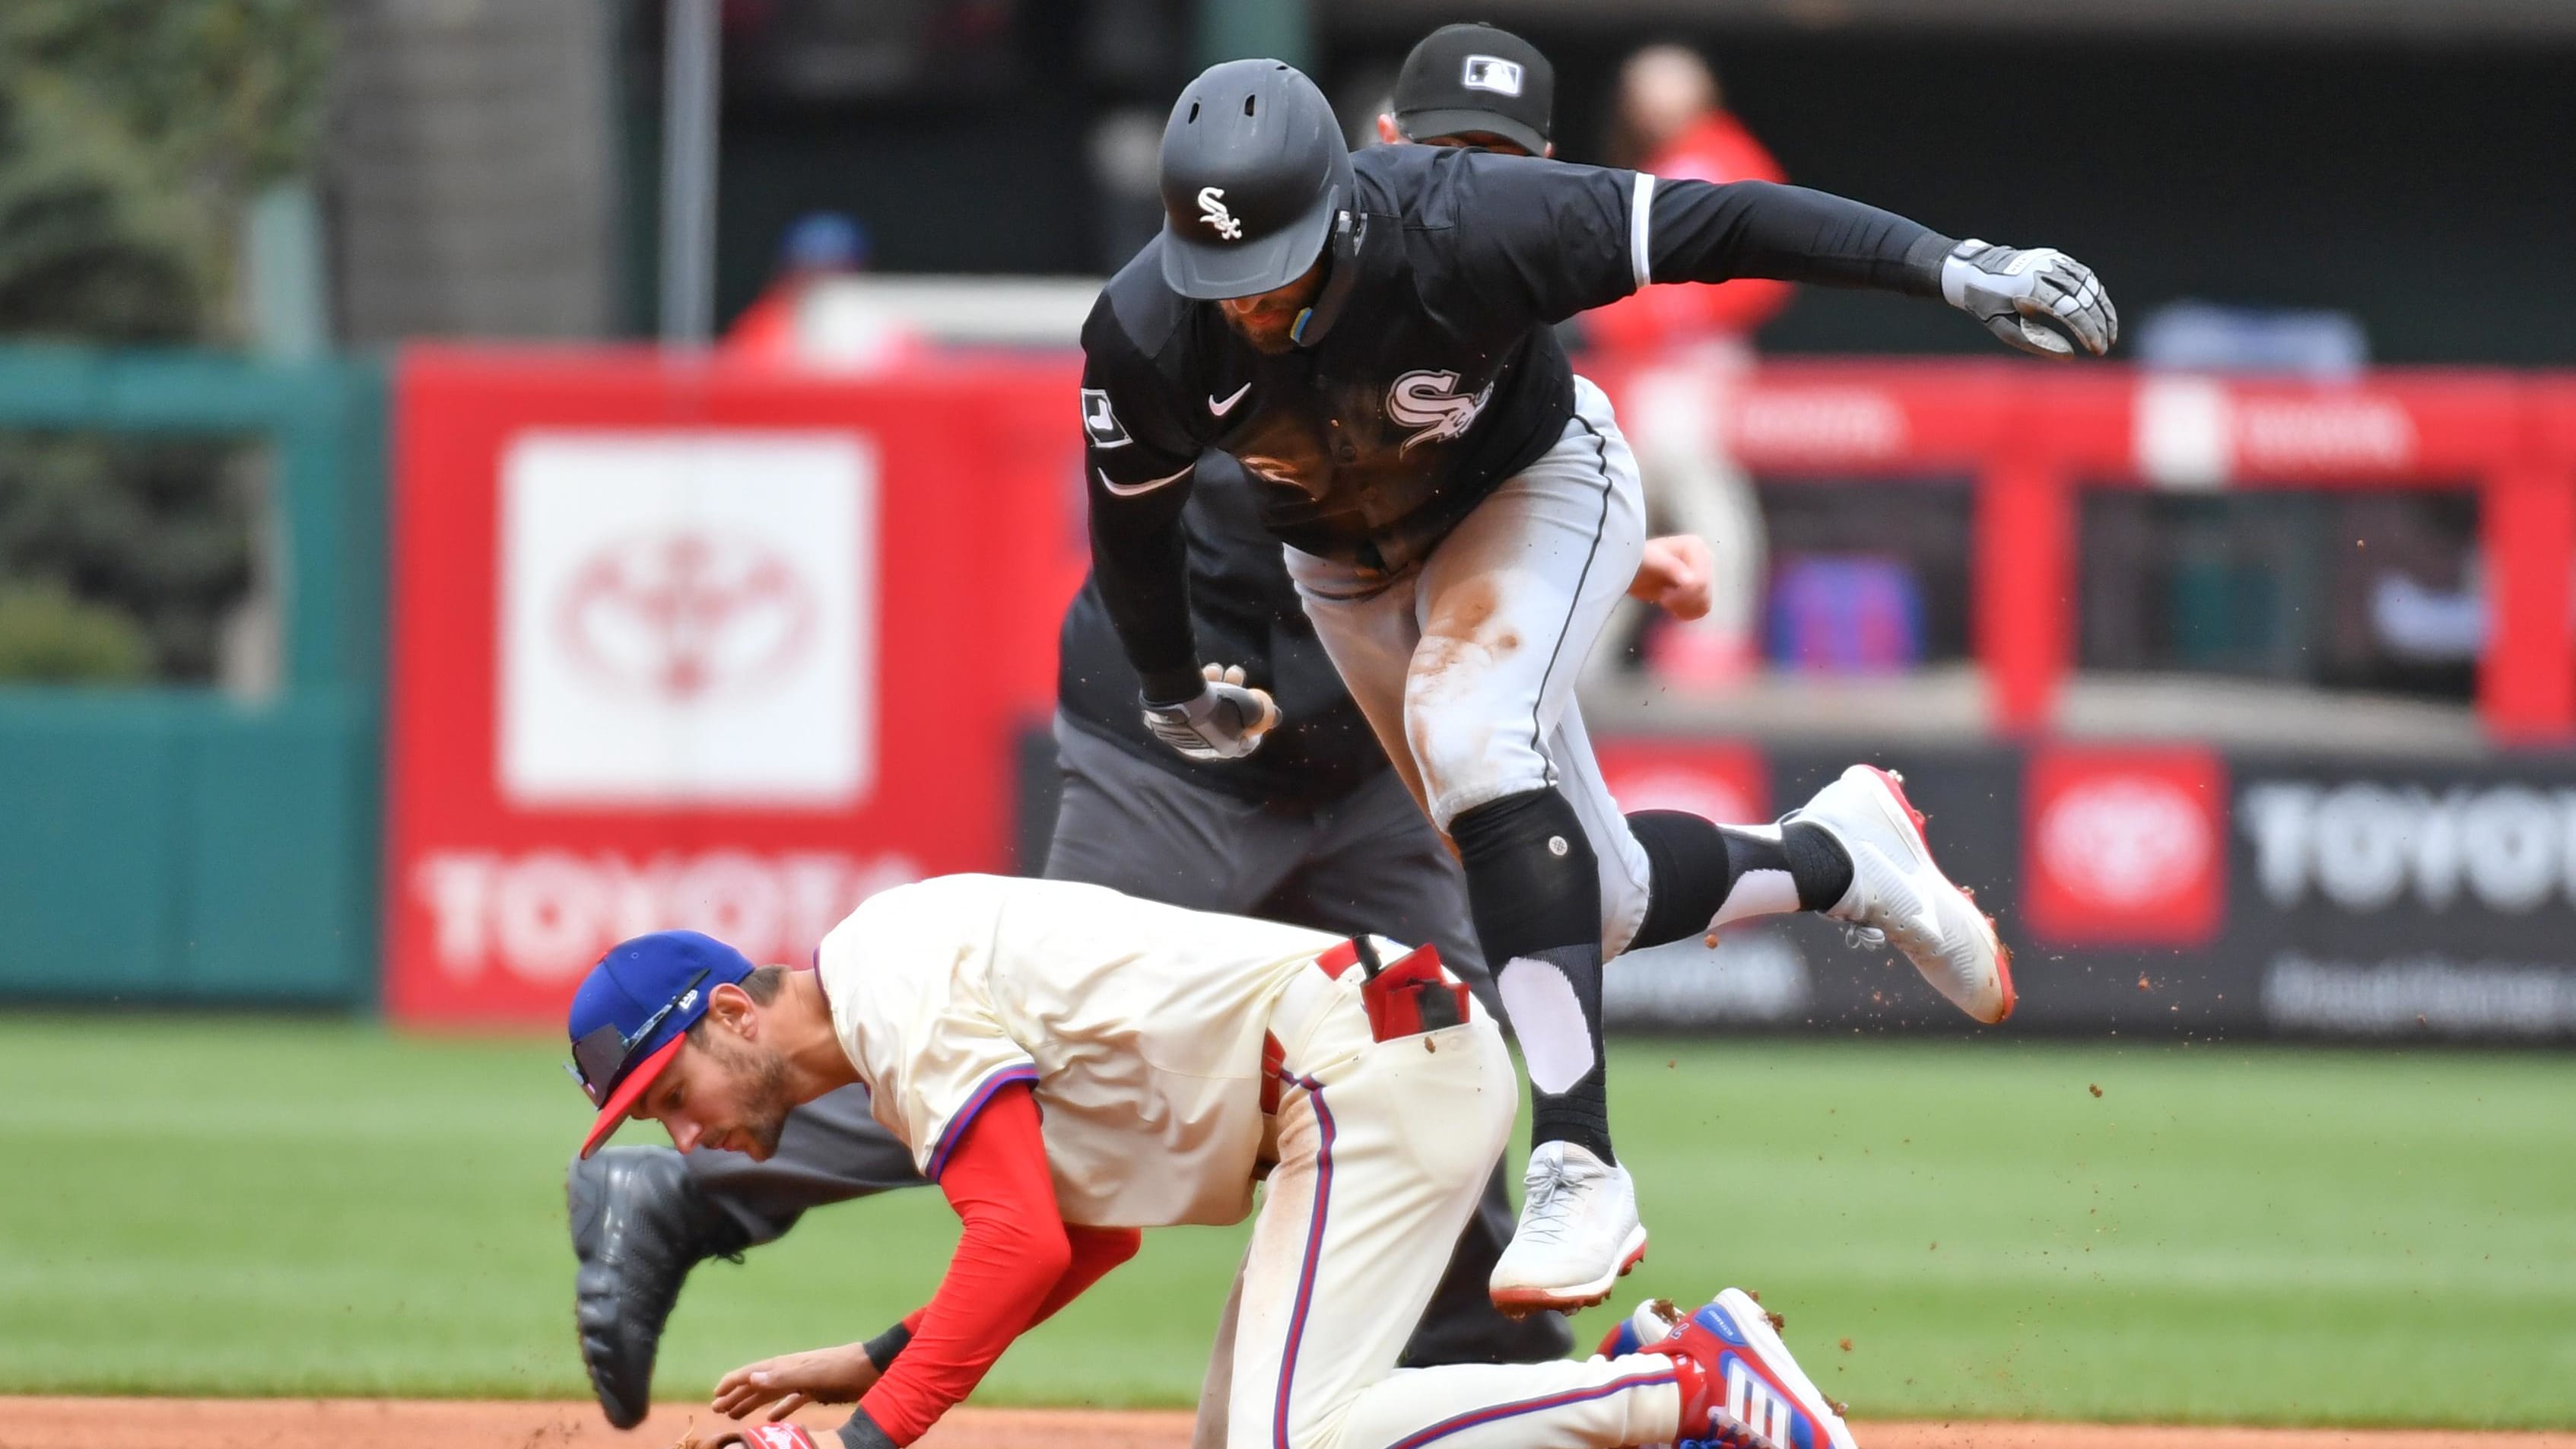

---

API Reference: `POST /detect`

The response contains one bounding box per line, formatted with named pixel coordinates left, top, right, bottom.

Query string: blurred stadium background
left=2, top=0, right=2571, bottom=1434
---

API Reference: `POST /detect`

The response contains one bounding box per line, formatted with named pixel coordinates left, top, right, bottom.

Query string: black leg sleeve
left=1627, top=809, right=1856, bottom=952
left=1450, top=786, right=1614, bottom=1165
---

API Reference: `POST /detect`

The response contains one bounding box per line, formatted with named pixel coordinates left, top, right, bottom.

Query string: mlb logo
left=1461, top=55, right=1523, bottom=97
left=2022, top=746, right=2226, bottom=946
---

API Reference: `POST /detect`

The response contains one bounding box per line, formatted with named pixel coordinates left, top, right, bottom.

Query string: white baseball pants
left=1285, top=376, right=1655, bottom=957
left=1229, top=960, right=1683, bottom=1449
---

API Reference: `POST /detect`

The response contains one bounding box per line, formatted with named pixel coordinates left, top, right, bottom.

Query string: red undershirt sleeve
left=853, top=1082, right=1135, bottom=1444
left=1033, top=1222, right=1142, bottom=1323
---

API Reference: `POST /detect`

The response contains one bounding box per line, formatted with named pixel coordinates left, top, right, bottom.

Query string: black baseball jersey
left=1079, top=144, right=1952, bottom=703
left=1056, top=452, right=1388, bottom=807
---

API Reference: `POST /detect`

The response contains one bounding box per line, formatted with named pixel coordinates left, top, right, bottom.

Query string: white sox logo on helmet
left=1197, top=187, right=1243, bottom=240
left=1386, top=370, right=1494, bottom=453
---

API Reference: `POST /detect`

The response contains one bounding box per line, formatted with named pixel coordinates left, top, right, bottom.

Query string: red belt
left=1259, top=937, right=1472, bottom=1115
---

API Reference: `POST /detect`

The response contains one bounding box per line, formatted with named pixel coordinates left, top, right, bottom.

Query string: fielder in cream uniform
left=825, top=873, right=1335, bottom=1229
left=568, top=875, right=1857, bottom=1449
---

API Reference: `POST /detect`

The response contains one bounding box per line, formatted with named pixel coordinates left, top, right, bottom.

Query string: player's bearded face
left=1218, top=256, right=1328, bottom=354
left=691, top=1029, right=795, bottom=1160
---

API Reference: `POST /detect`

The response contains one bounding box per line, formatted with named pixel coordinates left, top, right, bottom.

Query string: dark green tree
left=0, top=0, right=330, bottom=682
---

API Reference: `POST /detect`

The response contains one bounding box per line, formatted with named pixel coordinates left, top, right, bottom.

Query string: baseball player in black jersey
left=560, top=30, right=1726, bottom=1428
left=1081, top=58, right=2114, bottom=1314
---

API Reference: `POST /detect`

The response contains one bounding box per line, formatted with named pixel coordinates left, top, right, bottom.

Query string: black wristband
left=861, top=1321, right=912, bottom=1371
left=1139, top=671, right=1205, bottom=707
left=838, top=1406, right=899, bottom=1449
left=1902, top=231, right=1958, bottom=299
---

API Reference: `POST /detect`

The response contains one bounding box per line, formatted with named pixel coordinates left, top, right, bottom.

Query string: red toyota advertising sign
left=2022, top=745, right=2227, bottom=948
left=385, top=348, right=1082, bottom=1025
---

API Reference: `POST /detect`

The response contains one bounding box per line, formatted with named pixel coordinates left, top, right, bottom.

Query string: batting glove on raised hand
left=1942, top=239, right=2117, bottom=358
left=1142, top=663, right=1280, bottom=761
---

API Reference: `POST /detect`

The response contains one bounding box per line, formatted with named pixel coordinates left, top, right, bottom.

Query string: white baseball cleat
left=1490, top=1140, right=1647, bottom=1314
left=1791, top=764, right=2015, bottom=1024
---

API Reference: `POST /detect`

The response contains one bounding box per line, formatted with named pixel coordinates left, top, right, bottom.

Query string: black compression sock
left=1781, top=820, right=1854, bottom=908
left=1534, top=1053, right=1614, bottom=1168
left=1626, top=811, right=1856, bottom=951
left=1450, top=788, right=1615, bottom=1166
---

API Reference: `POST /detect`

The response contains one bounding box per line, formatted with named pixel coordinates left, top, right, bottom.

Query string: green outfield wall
left=0, top=348, right=386, bottom=1006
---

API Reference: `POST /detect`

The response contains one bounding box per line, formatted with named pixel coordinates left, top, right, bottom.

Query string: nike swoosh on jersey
left=1097, top=464, right=1193, bottom=497
left=1208, top=382, right=1253, bottom=417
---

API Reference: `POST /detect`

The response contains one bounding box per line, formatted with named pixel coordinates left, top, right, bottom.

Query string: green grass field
left=2, top=1018, right=2569, bottom=1427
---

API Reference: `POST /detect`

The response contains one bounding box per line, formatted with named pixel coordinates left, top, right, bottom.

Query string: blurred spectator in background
left=1583, top=45, right=1789, bottom=691
left=1593, top=46, right=1790, bottom=348
left=723, top=211, right=917, bottom=370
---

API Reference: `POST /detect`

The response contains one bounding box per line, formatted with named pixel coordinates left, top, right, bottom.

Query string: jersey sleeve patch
left=1081, top=389, right=1132, bottom=450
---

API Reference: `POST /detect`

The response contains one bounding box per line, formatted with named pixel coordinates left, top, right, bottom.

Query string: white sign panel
left=499, top=431, right=874, bottom=806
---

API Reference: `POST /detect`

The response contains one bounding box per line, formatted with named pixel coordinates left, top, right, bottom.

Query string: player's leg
left=570, top=1087, right=920, bottom=1427
left=1233, top=993, right=1859, bottom=1449
left=1277, top=549, right=1431, bottom=823
left=1228, top=986, right=1682, bottom=1449
left=1564, top=726, right=2014, bottom=1019
left=1266, top=771, right=1574, bottom=1368
left=1533, top=688, right=1861, bottom=971
left=1372, top=377, right=1651, bottom=1312
left=1193, top=1248, right=1253, bottom=1449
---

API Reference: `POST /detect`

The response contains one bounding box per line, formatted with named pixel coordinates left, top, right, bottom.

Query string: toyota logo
left=555, top=532, right=818, bottom=701
left=2038, top=775, right=2212, bottom=909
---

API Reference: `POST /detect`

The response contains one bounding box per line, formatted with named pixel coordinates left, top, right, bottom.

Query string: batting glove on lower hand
left=1942, top=239, right=2117, bottom=358
left=1142, top=663, right=1280, bottom=761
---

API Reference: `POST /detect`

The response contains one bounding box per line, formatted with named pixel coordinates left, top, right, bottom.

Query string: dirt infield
left=2, top=1401, right=2571, bottom=1449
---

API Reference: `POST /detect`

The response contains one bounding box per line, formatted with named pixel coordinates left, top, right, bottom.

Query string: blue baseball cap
left=566, top=930, right=756, bottom=1158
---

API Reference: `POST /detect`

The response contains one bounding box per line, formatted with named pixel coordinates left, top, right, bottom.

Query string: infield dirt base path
left=1, top=1401, right=2570, bottom=1449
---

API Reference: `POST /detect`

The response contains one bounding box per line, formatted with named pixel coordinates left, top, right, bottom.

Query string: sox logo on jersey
left=1388, top=370, right=1495, bottom=453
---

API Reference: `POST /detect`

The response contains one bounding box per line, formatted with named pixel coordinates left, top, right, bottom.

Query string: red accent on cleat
left=1490, top=1238, right=1648, bottom=1314
left=1867, top=763, right=2015, bottom=1023
left=1860, top=765, right=1931, bottom=850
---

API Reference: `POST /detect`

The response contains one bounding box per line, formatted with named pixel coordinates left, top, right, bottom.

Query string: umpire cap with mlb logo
left=1393, top=23, right=1554, bottom=157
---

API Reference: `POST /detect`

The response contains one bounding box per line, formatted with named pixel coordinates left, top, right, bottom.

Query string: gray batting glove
left=1942, top=239, right=2117, bottom=358
left=1141, top=663, right=1281, bottom=762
